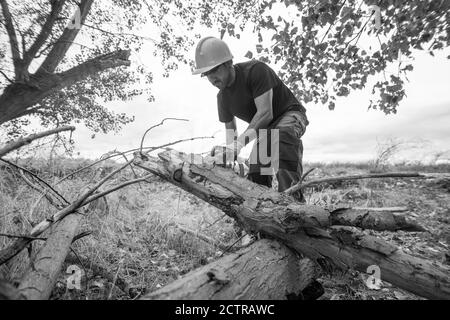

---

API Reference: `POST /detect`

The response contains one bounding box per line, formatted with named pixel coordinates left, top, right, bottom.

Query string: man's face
left=203, top=64, right=229, bottom=90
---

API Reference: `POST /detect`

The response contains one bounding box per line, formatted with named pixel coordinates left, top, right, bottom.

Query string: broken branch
left=0, top=126, right=75, bottom=157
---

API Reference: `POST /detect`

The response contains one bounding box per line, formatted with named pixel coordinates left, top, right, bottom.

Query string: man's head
left=193, top=37, right=234, bottom=90
left=202, top=60, right=234, bottom=90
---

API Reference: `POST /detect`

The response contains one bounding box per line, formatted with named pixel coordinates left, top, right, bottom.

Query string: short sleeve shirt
left=217, top=60, right=307, bottom=125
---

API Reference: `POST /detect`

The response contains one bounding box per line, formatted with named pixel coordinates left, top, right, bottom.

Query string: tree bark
left=329, top=207, right=426, bottom=232
left=142, top=239, right=319, bottom=300
left=18, top=212, right=82, bottom=300
left=0, top=126, right=75, bottom=157
left=0, top=50, right=131, bottom=125
left=134, top=150, right=450, bottom=300
left=286, top=172, right=449, bottom=194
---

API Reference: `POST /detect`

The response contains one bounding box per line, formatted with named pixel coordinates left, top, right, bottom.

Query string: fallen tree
left=142, top=239, right=320, bottom=300
left=134, top=150, right=450, bottom=300
left=18, top=211, right=83, bottom=300
left=285, top=172, right=450, bottom=194
left=329, top=207, right=426, bottom=232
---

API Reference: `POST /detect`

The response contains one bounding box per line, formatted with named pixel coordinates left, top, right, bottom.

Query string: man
left=193, top=36, right=308, bottom=202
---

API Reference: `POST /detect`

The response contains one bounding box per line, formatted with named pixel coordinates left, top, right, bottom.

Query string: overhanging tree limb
left=0, top=125, right=75, bottom=157
left=36, top=0, right=94, bottom=75
left=22, top=0, right=67, bottom=71
left=0, top=49, right=131, bottom=124
left=0, top=0, right=22, bottom=80
left=284, top=172, right=432, bottom=195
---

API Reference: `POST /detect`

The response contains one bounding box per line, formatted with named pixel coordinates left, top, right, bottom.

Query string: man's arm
left=225, top=117, right=237, bottom=146
left=237, top=89, right=274, bottom=147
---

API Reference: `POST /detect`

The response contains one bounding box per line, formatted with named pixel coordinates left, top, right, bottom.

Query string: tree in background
left=1, top=0, right=449, bottom=141
left=0, top=0, right=203, bottom=138
left=205, top=0, right=449, bottom=113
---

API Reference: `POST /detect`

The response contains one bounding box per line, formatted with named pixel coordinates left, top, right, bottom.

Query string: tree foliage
left=204, top=0, right=450, bottom=113
left=1, top=0, right=449, bottom=139
left=0, top=0, right=203, bottom=134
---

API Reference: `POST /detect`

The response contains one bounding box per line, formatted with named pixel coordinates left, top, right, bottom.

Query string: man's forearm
left=237, top=111, right=273, bottom=146
left=225, top=119, right=238, bottom=146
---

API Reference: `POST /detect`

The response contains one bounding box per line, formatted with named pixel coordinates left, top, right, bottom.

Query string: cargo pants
left=247, top=110, right=308, bottom=202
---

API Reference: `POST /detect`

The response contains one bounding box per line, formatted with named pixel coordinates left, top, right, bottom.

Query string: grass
left=0, top=158, right=449, bottom=300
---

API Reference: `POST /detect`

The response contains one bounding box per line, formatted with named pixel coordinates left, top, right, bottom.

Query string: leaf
left=256, top=44, right=263, bottom=54
left=340, top=6, right=352, bottom=23
left=273, top=46, right=282, bottom=54
left=402, top=65, right=413, bottom=71
left=328, top=101, right=336, bottom=110
left=244, top=51, right=253, bottom=59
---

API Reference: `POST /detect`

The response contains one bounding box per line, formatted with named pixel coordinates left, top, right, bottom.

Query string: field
left=0, top=158, right=449, bottom=300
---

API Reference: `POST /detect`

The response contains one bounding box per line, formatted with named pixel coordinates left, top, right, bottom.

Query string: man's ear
left=225, top=60, right=233, bottom=68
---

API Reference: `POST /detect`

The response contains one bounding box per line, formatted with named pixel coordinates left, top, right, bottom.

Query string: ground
left=0, top=159, right=448, bottom=300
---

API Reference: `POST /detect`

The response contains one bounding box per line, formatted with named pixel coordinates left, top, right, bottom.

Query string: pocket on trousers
left=278, top=127, right=300, bottom=162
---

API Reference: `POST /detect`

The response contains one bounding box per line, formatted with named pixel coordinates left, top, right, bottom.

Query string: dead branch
left=0, top=126, right=75, bottom=157
left=82, top=174, right=154, bottom=205
left=301, top=167, right=316, bottom=182
left=72, top=231, right=92, bottom=244
left=18, top=211, right=83, bottom=299
left=28, top=135, right=214, bottom=218
left=0, top=233, right=46, bottom=241
left=134, top=150, right=450, bottom=300
left=285, top=172, right=428, bottom=194
left=0, top=160, right=132, bottom=265
left=350, top=207, right=408, bottom=212
left=142, top=239, right=319, bottom=300
left=330, top=207, right=426, bottom=232
left=139, top=118, right=189, bottom=154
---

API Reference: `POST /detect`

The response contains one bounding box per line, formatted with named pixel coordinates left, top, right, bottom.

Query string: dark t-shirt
left=217, top=60, right=307, bottom=126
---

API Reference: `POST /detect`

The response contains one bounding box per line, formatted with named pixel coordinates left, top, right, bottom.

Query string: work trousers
left=247, top=110, right=308, bottom=202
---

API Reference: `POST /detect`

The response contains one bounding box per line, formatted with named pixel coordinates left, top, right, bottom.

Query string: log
left=18, top=212, right=82, bottom=300
left=0, top=126, right=75, bottom=157
left=285, top=172, right=450, bottom=194
left=0, top=279, right=24, bottom=300
left=0, top=161, right=132, bottom=265
left=134, top=150, right=450, bottom=300
left=142, top=239, right=319, bottom=300
left=330, top=207, right=426, bottom=232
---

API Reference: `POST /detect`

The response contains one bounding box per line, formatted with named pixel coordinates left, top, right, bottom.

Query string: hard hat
left=192, top=37, right=233, bottom=75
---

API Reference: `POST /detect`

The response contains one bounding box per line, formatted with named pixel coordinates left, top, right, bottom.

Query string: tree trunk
left=134, top=150, right=450, bottom=300
left=17, top=213, right=82, bottom=300
left=0, top=50, right=131, bottom=125
left=329, top=207, right=426, bottom=232
left=142, top=239, right=319, bottom=300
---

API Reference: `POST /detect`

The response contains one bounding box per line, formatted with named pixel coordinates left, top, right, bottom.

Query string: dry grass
left=0, top=159, right=449, bottom=300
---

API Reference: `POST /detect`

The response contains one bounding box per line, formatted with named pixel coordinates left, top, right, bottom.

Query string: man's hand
left=207, top=141, right=244, bottom=166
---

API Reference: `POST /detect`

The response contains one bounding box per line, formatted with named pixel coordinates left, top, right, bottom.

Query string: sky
left=69, top=32, right=450, bottom=164
left=1, top=3, right=449, bottom=164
